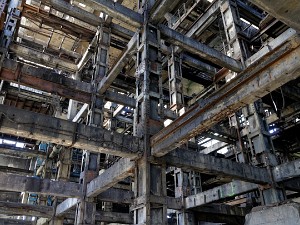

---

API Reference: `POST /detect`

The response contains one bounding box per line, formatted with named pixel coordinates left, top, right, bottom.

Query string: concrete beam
left=55, top=198, right=78, bottom=217
left=158, top=24, right=243, bottom=72
left=202, top=132, right=234, bottom=144
left=0, top=201, right=54, bottom=218
left=273, top=159, right=300, bottom=183
left=162, top=149, right=271, bottom=184
left=0, top=105, right=141, bottom=158
left=0, top=144, right=46, bottom=158
left=41, top=0, right=103, bottom=27
left=200, top=141, right=229, bottom=154
left=182, top=53, right=217, bottom=75
left=87, top=158, right=135, bottom=197
left=250, top=0, right=300, bottom=32
left=0, top=59, right=136, bottom=108
left=9, top=44, right=78, bottom=73
left=97, top=33, right=138, bottom=94
left=185, top=0, right=221, bottom=38
left=84, top=0, right=143, bottom=28
left=193, top=203, right=249, bottom=216
left=150, top=0, right=181, bottom=24
left=0, top=218, right=35, bottom=225
left=72, top=104, right=89, bottom=123
left=151, top=32, right=300, bottom=157
left=185, top=180, right=258, bottom=209
left=0, top=166, right=32, bottom=175
left=40, top=0, right=134, bottom=40
left=95, top=211, right=133, bottom=224
left=65, top=210, right=133, bottom=223
left=97, top=187, right=134, bottom=204
left=105, top=90, right=136, bottom=108
left=0, top=172, right=82, bottom=197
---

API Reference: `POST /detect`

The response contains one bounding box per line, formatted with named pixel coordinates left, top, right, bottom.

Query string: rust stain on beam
left=151, top=34, right=300, bottom=156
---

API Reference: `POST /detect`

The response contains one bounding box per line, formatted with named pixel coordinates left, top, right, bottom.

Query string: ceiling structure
left=0, top=0, right=299, bottom=224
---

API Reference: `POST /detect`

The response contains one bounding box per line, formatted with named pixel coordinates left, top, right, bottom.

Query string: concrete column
left=74, top=25, right=111, bottom=225
left=50, top=147, right=72, bottom=225
left=168, top=50, right=184, bottom=112
left=220, top=0, right=284, bottom=208
left=174, top=169, right=196, bottom=225
left=243, top=101, right=285, bottom=204
left=132, top=3, right=166, bottom=223
left=220, top=0, right=248, bottom=81
left=67, top=72, right=81, bottom=121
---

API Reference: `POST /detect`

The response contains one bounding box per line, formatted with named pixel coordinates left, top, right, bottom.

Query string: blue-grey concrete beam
left=158, top=24, right=244, bottom=72
left=250, top=0, right=300, bottom=32
left=161, top=148, right=271, bottom=184
left=0, top=105, right=142, bottom=158
left=151, top=32, right=300, bottom=157
left=85, top=0, right=143, bottom=27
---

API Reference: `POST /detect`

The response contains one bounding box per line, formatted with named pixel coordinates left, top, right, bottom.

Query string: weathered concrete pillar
left=168, top=44, right=196, bottom=225
left=132, top=2, right=166, bottom=223
left=243, top=101, right=285, bottom=204
left=168, top=49, right=184, bottom=112
left=50, top=146, right=72, bottom=225
left=174, top=169, right=196, bottom=225
left=220, top=0, right=284, bottom=206
left=75, top=24, right=111, bottom=225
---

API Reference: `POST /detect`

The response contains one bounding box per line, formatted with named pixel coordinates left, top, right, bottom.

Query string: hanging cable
left=270, top=92, right=278, bottom=112
left=280, top=87, right=286, bottom=110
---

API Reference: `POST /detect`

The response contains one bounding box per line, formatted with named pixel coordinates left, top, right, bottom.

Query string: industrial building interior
left=0, top=0, right=300, bottom=224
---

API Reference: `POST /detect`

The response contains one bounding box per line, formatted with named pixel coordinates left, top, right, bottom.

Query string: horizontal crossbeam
left=161, top=149, right=271, bottom=184
left=87, top=158, right=135, bottom=197
left=0, top=172, right=82, bottom=197
left=86, top=0, right=143, bottom=27
left=158, top=24, right=243, bottom=72
left=0, top=105, right=141, bottom=158
left=185, top=180, right=258, bottom=209
left=151, top=33, right=300, bottom=157
left=0, top=201, right=54, bottom=218
left=0, top=59, right=136, bottom=108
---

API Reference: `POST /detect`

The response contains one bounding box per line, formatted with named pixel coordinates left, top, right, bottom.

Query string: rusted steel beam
left=151, top=33, right=300, bottom=157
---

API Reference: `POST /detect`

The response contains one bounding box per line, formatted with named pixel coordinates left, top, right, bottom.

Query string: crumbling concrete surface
left=245, top=203, right=300, bottom=225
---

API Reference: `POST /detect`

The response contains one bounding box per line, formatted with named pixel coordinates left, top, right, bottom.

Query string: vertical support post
left=220, top=0, right=247, bottom=81
left=243, top=101, right=285, bottom=204
left=174, top=169, right=196, bottom=225
left=132, top=2, right=166, bottom=224
left=67, top=72, right=82, bottom=121
left=50, top=146, right=72, bottom=225
left=167, top=51, right=196, bottom=224
left=168, top=50, right=184, bottom=112
left=74, top=25, right=111, bottom=225
left=101, top=102, right=116, bottom=225
left=220, top=0, right=284, bottom=205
